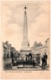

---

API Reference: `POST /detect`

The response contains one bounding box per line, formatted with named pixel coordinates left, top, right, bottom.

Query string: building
left=31, top=38, right=50, bottom=64
left=3, top=41, right=11, bottom=58
left=3, top=41, right=18, bottom=58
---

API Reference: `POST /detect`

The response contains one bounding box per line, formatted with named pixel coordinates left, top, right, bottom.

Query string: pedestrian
left=11, top=51, right=14, bottom=65
left=41, top=53, right=48, bottom=68
left=42, top=56, right=45, bottom=67
left=44, top=53, right=48, bottom=66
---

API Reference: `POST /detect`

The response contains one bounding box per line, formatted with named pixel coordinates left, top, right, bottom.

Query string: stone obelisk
left=20, top=6, right=31, bottom=54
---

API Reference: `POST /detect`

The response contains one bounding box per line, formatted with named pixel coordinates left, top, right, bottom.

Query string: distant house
left=33, top=41, right=42, bottom=48
left=31, top=38, right=50, bottom=56
left=3, top=41, right=11, bottom=58
left=3, top=41, right=19, bottom=58
left=31, top=38, right=50, bottom=64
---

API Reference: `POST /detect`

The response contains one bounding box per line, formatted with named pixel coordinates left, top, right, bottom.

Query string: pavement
left=3, top=58, right=49, bottom=70
left=6, top=64, right=49, bottom=71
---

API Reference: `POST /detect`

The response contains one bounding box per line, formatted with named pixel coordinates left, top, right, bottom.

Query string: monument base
left=20, top=49, right=32, bottom=54
left=20, top=49, right=32, bottom=61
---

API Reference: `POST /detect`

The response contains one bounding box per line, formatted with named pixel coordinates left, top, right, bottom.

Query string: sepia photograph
left=1, top=0, right=50, bottom=79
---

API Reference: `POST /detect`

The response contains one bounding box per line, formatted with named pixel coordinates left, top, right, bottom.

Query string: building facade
left=31, top=38, right=50, bottom=64
left=3, top=41, right=18, bottom=58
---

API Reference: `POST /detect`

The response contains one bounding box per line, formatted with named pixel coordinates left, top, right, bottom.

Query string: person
left=44, top=53, right=48, bottom=66
left=41, top=52, right=48, bottom=68
left=10, top=51, right=14, bottom=65
left=42, top=56, right=45, bottom=67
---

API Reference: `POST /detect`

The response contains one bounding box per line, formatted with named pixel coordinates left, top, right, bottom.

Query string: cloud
left=2, top=1, right=50, bottom=50
left=5, top=2, right=45, bottom=27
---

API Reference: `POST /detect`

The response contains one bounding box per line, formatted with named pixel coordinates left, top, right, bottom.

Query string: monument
left=20, top=6, right=31, bottom=55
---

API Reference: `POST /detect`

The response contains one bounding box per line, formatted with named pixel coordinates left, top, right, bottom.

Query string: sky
left=1, top=1, right=50, bottom=50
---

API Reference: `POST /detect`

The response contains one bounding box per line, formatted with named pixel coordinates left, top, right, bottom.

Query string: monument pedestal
left=20, top=48, right=32, bottom=54
left=20, top=49, right=32, bottom=61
